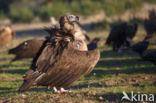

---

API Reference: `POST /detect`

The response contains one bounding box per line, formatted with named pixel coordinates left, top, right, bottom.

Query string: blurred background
left=0, top=0, right=155, bottom=24
left=0, top=0, right=156, bottom=22
left=0, top=0, right=155, bottom=40
left=0, top=0, right=156, bottom=39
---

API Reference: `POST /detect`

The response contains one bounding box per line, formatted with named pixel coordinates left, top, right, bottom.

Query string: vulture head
left=59, top=14, right=79, bottom=25
left=59, top=14, right=79, bottom=35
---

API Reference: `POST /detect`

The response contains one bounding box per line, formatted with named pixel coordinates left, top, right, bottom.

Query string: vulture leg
left=53, top=86, right=58, bottom=93
left=47, top=85, right=51, bottom=90
left=118, top=40, right=128, bottom=53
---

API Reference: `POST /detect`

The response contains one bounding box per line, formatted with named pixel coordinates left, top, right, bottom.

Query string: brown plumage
left=50, top=15, right=90, bottom=42
left=19, top=15, right=100, bottom=92
left=144, top=10, right=156, bottom=38
left=8, top=37, right=46, bottom=62
left=59, top=14, right=88, bottom=51
left=73, top=23, right=90, bottom=42
left=106, top=22, right=138, bottom=52
left=0, top=26, right=15, bottom=47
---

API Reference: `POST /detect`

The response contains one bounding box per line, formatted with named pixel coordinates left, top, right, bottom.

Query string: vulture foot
left=60, top=88, right=71, bottom=93
left=52, top=87, right=58, bottom=93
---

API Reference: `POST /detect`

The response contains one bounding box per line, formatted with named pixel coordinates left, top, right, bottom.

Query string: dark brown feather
left=19, top=15, right=99, bottom=92
left=9, top=38, right=46, bottom=62
left=106, top=22, right=138, bottom=51
left=19, top=30, right=100, bottom=92
left=36, top=42, right=100, bottom=88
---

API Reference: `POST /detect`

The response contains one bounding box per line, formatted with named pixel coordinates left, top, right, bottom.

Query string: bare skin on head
left=59, top=14, right=88, bottom=51
left=50, top=15, right=90, bottom=42
left=59, top=14, right=79, bottom=35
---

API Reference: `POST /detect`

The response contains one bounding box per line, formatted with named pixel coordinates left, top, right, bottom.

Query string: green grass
left=0, top=31, right=156, bottom=103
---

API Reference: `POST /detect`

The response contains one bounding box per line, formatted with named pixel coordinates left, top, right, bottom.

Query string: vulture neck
left=61, top=22, right=76, bottom=35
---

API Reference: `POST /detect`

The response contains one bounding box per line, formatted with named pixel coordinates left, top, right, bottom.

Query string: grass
left=0, top=29, right=156, bottom=103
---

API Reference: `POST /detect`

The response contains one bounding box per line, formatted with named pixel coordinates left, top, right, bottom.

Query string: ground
left=0, top=25, right=156, bottom=103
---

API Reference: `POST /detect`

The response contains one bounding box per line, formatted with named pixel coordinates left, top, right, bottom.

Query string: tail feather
left=18, top=80, right=34, bottom=92
left=18, top=70, right=40, bottom=92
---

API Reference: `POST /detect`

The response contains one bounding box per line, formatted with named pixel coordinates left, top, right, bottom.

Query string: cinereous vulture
left=141, top=51, right=156, bottom=65
left=18, top=14, right=100, bottom=93
left=144, top=10, right=156, bottom=38
left=106, top=22, right=138, bottom=52
left=0, top=26, right=15, bottom=47
left=130, top=36, right=150, bottom=57
left=8, top=37, right=46, bottom=62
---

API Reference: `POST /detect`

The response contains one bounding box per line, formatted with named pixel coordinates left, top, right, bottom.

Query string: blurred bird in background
left=0, top=25, right=15, bottom=47
left=141, top=51, right=156, bottom=65
left=8, top=37, right=46, bottom=62
left=87, top=37, right=101, bottom=50
left=106, top=22, right=138, bottom=53
left=130, top=35, right=151, bottom=57
left=144, top=10, right=156, bottom=38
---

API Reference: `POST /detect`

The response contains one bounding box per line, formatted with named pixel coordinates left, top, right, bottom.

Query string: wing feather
left=19, top=39, right=100, bottom=92
left=36, top=42, right=100, bottom=87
